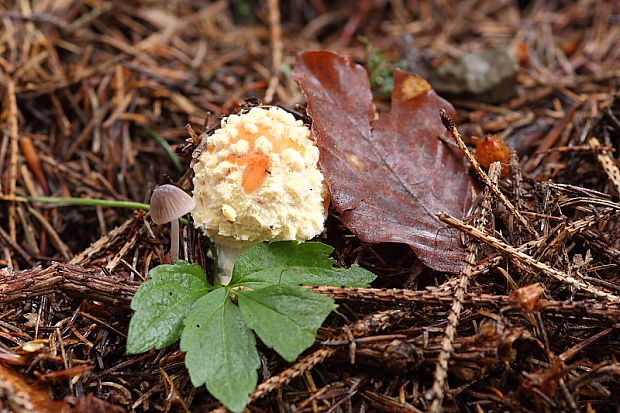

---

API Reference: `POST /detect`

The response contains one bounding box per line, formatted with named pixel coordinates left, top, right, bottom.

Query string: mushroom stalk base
left=215, top=244, right=250, bottom=285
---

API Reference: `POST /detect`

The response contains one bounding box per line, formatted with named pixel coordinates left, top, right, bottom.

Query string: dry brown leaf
left=293, top=51, right=473, bottom=273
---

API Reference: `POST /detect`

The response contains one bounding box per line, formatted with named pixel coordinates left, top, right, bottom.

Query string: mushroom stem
left=170, top=219, right=180, bottom=262
left=215, top=244, right=250, bottom=285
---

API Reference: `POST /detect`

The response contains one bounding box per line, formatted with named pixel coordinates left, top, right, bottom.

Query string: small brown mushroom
left=150, top=184, right=195, bottom=262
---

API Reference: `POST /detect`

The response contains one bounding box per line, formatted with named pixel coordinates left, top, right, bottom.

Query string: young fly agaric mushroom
left=150, top=184, right=196, bottom=262
left=192, top=106, right=328, bottom=284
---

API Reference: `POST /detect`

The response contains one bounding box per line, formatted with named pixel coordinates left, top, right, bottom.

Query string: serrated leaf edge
left=235, top=287, right=336, bottom=361
left=127, top=274, right=212, bottom=353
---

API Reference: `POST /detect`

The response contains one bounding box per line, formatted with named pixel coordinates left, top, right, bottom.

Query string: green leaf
left=127, top=261, right=212, bottom=354
left=230, top=241, right=376, bottom=288
left=180, top=288, right=259, bottom=413
left=237, top=285, right=336, bottom=362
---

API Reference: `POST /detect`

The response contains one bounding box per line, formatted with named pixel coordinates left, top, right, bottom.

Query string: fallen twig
left=439, top=109, right=539, bottom=237
left=589, top=137, right=620, bottom=194
left=1, top=263, right=618, bottom=322
left=427, top=161, right=501, bottom=412
left=438, top=213, right=620, bottom=301
left=264, top=0, right=282, bottom=103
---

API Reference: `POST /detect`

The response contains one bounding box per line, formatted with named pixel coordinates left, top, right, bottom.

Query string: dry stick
left=5, top=79, right=19, bottom=244
left=263, top=0, right=282, bottom=103
left=0, top=225, right=34, bottom=267
left=427, top=162, right=501, bottom=413
left=243, top=350, right=334, bottom=407
left=17, top=57, right=120, bottom=98
left=26, top=206, right=72, bottom=260
left=558, top=197, right=620, bottom=210
left=0, top=263, right=139, bottom=306
left=589, top=137, right=620, bottom=194
left=578, top=229, right=620, bottom=264
left=534, top=207, right=619, bottom=260
left=105, top=225, right=140, bottom=272
left=509, top=152, right=523, bottom=208
left=509, top=150, right=526, bottom=245
left=437, top=213, right=620, bottom=301
left=0, top=264, right=618, bottom=322
left=470, top=208, right=620, bottom=277
left=249, top=309, right=403, bottom=402
left=70, top=214, right=143, bottom=266
left=536, top=144, right=614, bottom=154
left=439, top=109, right=538, bottom=237
left=307, top=286, right=620, bottom=321
left=557, top=328, right=613, bottom=363
left=208, top=310, right=405, bottom=413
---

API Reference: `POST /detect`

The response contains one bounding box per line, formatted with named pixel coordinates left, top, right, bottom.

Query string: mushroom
left=150, top=184, right=196, bottom=262
left=192, top=106, right=328, bottom=284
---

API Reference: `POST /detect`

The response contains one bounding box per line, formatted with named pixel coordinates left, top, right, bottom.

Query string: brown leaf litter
left=1, top=1, right=620, bottom=412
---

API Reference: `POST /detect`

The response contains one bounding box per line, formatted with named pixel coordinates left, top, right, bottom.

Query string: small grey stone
left=429, top=48, right=519, bottom=103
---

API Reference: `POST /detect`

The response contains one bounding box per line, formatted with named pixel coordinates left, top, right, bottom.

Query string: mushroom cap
left=192, top=106, right=328, bottom=247
left=150, top=184, right=196, bottom=224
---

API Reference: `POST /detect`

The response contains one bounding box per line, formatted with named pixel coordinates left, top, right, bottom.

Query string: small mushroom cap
left=150, top=184, right=196, bottom=224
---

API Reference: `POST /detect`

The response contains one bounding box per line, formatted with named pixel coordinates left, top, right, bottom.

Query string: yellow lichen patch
left=400, top=75, right=431, bottom=101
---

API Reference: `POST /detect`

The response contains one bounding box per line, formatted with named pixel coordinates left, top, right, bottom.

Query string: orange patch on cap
left=226, top=153, right=270, bottom=194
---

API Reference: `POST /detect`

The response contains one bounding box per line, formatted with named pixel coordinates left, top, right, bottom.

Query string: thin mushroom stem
left=170, top=219, right=180, bottom=262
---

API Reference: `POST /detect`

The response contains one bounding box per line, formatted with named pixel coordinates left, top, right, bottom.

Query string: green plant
left=127, top=241, right=376, bottom=412
left=366, top=47, right=409, bottom=97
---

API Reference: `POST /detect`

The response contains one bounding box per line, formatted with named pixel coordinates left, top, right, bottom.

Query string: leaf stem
left=0, top=194, right=189, bottom=224
left=1, top=194, right=150, bottom=210
left=38, top=196, right=149, bottom=210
